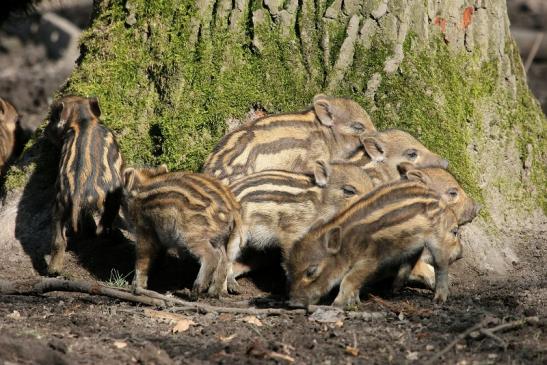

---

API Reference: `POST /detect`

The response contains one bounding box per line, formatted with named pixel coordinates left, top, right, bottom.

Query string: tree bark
left=2, top=0, right=545, bottom=276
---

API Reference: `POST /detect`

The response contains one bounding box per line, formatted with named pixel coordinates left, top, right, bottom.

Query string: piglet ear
left=57, top=101, right=72, bottom=128
left=0, top=98, right=6, bottom=117
left=88, top=97, right=101, bottom=118
left=313, top=94, right=333, bottom=127
left=361, top=136, right=385, bottom=162
left=324, top=226, right=342, bottom=254
left=313, top=160, right=330, bottom=187
left=123, top=167, right=136, bottom=192
left=406, top=169, right=431, bottom=186
left=397, top=162, right=415, bottom=176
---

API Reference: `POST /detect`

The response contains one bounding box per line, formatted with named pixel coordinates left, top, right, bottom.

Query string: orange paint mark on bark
left=433, top=16, right=447, bottom=33
left=462, top=6, right=474, bottom=29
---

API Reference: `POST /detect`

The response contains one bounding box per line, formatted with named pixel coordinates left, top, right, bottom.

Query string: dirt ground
left=0, top=1, right=545, bottom=364
left=0, top=239, right=545, bottom=365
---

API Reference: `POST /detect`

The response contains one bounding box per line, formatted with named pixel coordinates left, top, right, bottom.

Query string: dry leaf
left=218, top=313, right=234, bottom=321
left=219, top=334, right=237, bottom=343
left=268, top=351, right=295, bottom=363
left=6, top=310, right=22, bottom=320
left=345, top=346, right=359, bottom=357
left=172, top=318, right=196, bottom=333
left=113, top=341, right=127, bottom=349
left=241, top=315, right=263, bottom=327
left=406, top=351, right=419, bottom=361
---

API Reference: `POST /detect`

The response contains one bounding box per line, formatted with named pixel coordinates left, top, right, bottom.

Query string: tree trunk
left=2, top=0, right=545, bottom=277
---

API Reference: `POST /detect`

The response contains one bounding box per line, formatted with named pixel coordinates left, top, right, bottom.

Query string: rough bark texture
left=2, top=0, right=545, bottom=276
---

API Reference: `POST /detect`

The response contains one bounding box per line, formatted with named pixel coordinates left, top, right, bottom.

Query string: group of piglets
left=0, top=94, right=480, bottom=307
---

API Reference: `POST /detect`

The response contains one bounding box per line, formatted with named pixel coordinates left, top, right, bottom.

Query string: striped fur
left=286, top=180, right=462, bottom=306
left=397, top=164, right=480, bottom=290
left=227, top=160, right=374, bottom=281
left=203, top=95, right=375, bottom=183
left=0, top=98, right=19, bottom=173
left=123, top=168, right=243, bottom=296
left=48, top=96, right=124, bottom=275
left=349, top=129, right=449, bottom=172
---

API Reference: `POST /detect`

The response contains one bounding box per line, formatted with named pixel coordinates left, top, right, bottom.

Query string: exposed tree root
left=0, top=278, right=386, bottom=319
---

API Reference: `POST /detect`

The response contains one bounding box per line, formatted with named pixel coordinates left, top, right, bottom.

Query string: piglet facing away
left=122, top=166, right=243, bottom=297
left=46, top=96, right=124, bottom=276
left=286, top=180, right=463, bottom=307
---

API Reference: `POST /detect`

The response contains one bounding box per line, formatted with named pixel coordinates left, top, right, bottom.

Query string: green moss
left=3, top=165, right=33, bottom=191
left=4, top=1, right=545, bottom=219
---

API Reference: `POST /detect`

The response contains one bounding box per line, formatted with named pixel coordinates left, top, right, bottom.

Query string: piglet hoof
left=433, top=290, right=448, bottom=304
left=131, top=282, right=142, bottom=295
left=47, top=266, right=61, bottom=277
left=192, top=281, right=207, bottom=296
left=227, top=277, right=241, bottom=294
left=47, top=262, right=64, bottom=277
left=333, top=292, right=361, bottom=308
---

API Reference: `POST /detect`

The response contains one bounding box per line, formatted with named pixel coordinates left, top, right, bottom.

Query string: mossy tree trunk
left=3, top=0, right=545, bottom=276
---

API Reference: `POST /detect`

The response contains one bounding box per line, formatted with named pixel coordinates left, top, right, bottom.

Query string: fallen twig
left=487, top=317, right=540, bottom=333
left=0, top=278, right=165, bottom=307
left=427, top=316, right=541, bottom=363
left=479, top=328, right=507, bottom=349
left=0, top=278, right=387, bottom=319
left=369, top=294, right=431, bottom=317
left=425, top=318, right=491, bottom=365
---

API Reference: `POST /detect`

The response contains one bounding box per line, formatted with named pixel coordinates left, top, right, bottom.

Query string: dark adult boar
left=286, top=181, right=462, bottom=307
left=47, top=96, right=124, bottom=275
left=202, top=94, right=375, bottom=183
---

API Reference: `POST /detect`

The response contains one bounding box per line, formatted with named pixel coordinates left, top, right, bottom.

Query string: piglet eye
left=451, top=227, right=459, bottom=237
left=342, top=185, right=357, bottom=197
left=351, top=122, right=365, bottom=132
left=306, top=265, right=318, bottom=278
left=447, top=188, right=458, bottom=199
left=405, top=149, right=418, bottom=160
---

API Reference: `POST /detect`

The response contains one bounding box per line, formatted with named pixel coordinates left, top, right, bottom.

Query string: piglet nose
left=440, top=159, right=449, bottom=169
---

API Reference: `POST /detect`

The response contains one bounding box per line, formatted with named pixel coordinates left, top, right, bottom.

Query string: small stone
left=426, top=345, right=434, bottom=351
left=6, top=310, right=21, bottom=320
left=406, top=351, right=419, bottom=361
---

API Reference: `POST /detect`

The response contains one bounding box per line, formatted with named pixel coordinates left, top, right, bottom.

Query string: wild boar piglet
left=286, top=180, right=462, bottom=307
left=123, top=167, right=243, bottom=297
left=0, top=98, right=19, bottom=173
left=203, top=94, right=375, bottom=184
left=227, top=160, right=374, bottom=286
left=351, top=129, right=449, bottom=185
left=47, top=96, right=124, bottom=275
left=396, top=163, right=480, bottom=290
